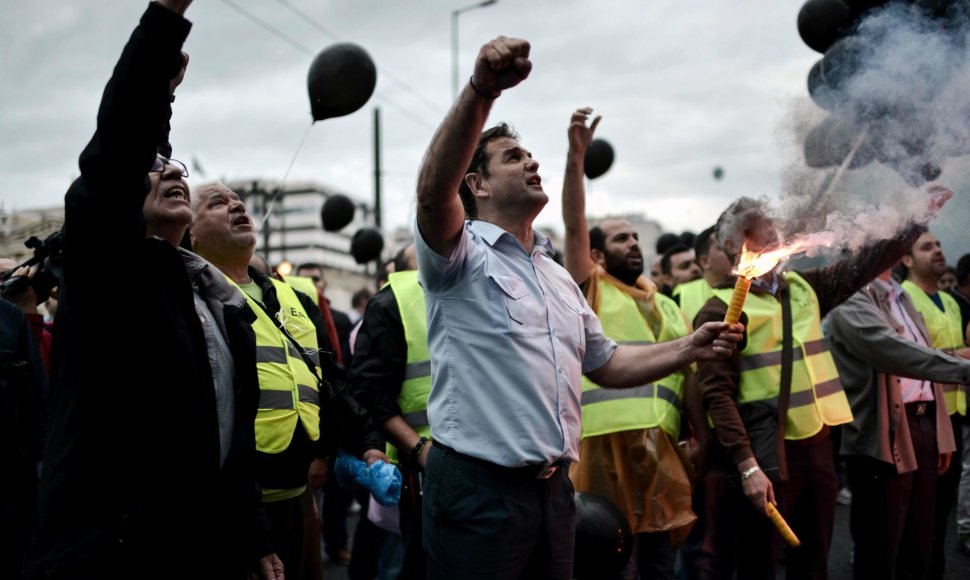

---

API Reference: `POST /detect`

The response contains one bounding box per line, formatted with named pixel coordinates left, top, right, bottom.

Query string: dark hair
left=589, top=225, right=606, bottom=252
left=679, top=231, right=696, bottom=249
left=296, top=262, right=322, bottom=273
left=655, top=232, right=681, bottom=255
left=957, top=253, right=970, bottom=286
left=392, top=245, right=414, bottom=273
left=661, top=244, right=692, bottom=276
left=694, top=225, right=717, bottom=258
left=351, top=288, right=372, bottom=309
left=457, top=123, right=519, bottom=219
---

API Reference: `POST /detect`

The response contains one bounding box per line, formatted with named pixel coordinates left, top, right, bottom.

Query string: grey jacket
left=827, top=278, right=961, bottom=473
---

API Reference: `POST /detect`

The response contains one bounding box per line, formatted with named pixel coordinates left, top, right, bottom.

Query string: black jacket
left=30, top=5, right=265, bottom=579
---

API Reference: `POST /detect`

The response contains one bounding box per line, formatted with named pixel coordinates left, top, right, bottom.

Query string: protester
left=673, top=225, right=733, bottom=323
left=190, top=181, right=387, bottom=580
left=413, top=35, right=741, bottom=579
left=900, top=231, right=970, bottom=574
left=828, top=266, right=965, bottom=578
left=561, top=107, right=697, bottom=579
left=347, top=243, right=430, bottom=579
left=28, top=3, right=280, bottom=578
left=693, top=191, right=949, bottom=580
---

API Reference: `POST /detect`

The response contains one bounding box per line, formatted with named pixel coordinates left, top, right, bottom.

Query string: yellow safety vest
left=673, top=278, right=714, bottom=324
left=712, top=272, right=852, bottom=440
left=284, top=275, right=319, bottom=306
left=901, top=280, right=967, bottom=416
left=387, top=271, right=432, bottom=463
left=231, top=276, right=323, bottom=453
left=580, top=278, right=689, bottom=439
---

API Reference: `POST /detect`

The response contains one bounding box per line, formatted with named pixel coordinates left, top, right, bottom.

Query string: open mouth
left=527, top=175, right=542, bottom=187
left=233, top=215, right=252, bottom=228
left=164, top=186, right=188, bottom=202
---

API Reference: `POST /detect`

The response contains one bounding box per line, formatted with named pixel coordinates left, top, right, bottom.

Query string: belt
left=905, top=401, right=935, bottom=417
left=432, top=440, right=567, bottom=480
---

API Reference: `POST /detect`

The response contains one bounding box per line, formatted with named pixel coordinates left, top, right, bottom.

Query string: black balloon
left=584, top=139, right=615, bottom=179
left=321, top=194, right=356, bottom=232
left=804, top=115, right=874, bottom=169
left=798, top=0, right=853, bottom=53
left=573, top=493, right=633, bottom=580
left=308, top=43, right=377, bottom=122
left=807, top=59, right=842, bottom=111
left=820, top=36, right=865, bottom=92
left=350, top=227, right=384, bottom=264
left=713, top=166, right=725, bottom=180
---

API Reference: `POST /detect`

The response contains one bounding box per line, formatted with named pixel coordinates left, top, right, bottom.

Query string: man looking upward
left=413, top=36, right=742, bottom=579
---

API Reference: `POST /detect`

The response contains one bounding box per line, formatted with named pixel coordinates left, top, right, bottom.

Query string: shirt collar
left=470, top=220, right=555, bottom=256
left=870, top=277, right=901, bottom=302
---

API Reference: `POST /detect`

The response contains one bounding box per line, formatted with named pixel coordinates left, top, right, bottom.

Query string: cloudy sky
left=2, top=0, right=968, bottom=257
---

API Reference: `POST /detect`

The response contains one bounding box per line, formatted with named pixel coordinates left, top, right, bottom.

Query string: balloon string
left=261, top=122, right=314, bottom=227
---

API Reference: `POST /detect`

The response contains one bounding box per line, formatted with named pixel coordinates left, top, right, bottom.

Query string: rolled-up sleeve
left=413, top=218, right=469, bottom=291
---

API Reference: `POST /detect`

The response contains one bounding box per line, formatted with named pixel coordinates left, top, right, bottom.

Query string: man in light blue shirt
left=411, top=36, right=742, bottom=580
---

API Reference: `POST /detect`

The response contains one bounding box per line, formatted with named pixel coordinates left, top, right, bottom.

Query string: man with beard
left=561, top=108, right=696, bottom=580
left=189, top=182, right=386, bottom=580
left=900, top=231, right=970, bottom=574
left=413, top=37, right=742, bottom=579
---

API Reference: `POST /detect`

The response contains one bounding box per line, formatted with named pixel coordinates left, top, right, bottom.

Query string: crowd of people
left=2, top=2, right=970, bottom=580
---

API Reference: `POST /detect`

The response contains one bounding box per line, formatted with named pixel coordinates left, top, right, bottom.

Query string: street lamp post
left=451, top=0, right=498, bottom=101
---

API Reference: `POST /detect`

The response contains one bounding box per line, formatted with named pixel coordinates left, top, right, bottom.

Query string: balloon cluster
left=308, top=44, right=384, bottom=264
left=798, top=0, right=966, bottom=183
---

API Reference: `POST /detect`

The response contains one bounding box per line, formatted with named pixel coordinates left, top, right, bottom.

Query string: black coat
left=30, top=5, right=265, bottom=579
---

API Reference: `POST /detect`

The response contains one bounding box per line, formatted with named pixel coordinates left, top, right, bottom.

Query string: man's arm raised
left=416, top=36, right=532, bottom=257
left=562, top=108, right=601, bottom=285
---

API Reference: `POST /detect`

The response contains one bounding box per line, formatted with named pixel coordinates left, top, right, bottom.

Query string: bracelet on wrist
left=469, top=76, right=500, bottom=99
left=409, top=436, right=429, bottom=465
left=741, top=465, right=762, bottom=480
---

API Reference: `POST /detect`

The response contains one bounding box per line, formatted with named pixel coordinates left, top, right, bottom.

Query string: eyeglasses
left=150, top=156, right=189, bottom=178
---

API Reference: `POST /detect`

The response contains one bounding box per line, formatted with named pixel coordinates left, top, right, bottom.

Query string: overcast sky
left=2, top=0, right=968, bottom=257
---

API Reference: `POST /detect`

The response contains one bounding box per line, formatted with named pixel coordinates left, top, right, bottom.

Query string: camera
left=0, top=229, right=65, bottom=304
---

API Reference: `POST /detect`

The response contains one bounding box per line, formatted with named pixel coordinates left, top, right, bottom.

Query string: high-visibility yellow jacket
left=712, top=272, right=853, bottom=440
left=230, top=276, right=322, bottom=453
left=673, top=278, right=714, bottom=325
left=386, top=270, right=432, bottom=462
left=902, top=280, right=967, bottom=416
left=581, top=278, right=689, bottom=439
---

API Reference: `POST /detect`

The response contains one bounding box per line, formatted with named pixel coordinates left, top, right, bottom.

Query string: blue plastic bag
left=334, top=450, right=402, bottom=506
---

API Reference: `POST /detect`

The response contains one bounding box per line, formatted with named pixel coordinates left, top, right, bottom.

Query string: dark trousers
left=322, top=459, right=353, bottom=558
left=637, top=531, right=677, bottom=580
left=683, top=435, right=837, bottom=580
left=398, top=462, right=426, bottom=580
left=932, top=412, right=962, bottom=579
left=422, top=443, right=576, bottom=580
left=263, top=487, right=322, bottom=580
left=847, top=405, right=939, bottom=580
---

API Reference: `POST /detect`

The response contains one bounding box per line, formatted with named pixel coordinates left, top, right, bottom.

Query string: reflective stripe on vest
left=231, top=276, right=323, bottom=453
left=902, top=281, right=967, bottom=415
left=581, top=279, right=689, bottom=439
left=387, top=270, right=432, bottom=462
left=711, top=272, right=853, bottom=440
left=673, top=278, right=714, bottom=324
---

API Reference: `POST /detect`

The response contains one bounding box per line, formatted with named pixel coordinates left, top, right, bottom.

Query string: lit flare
left=723, top=241, right=816, bottom=325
